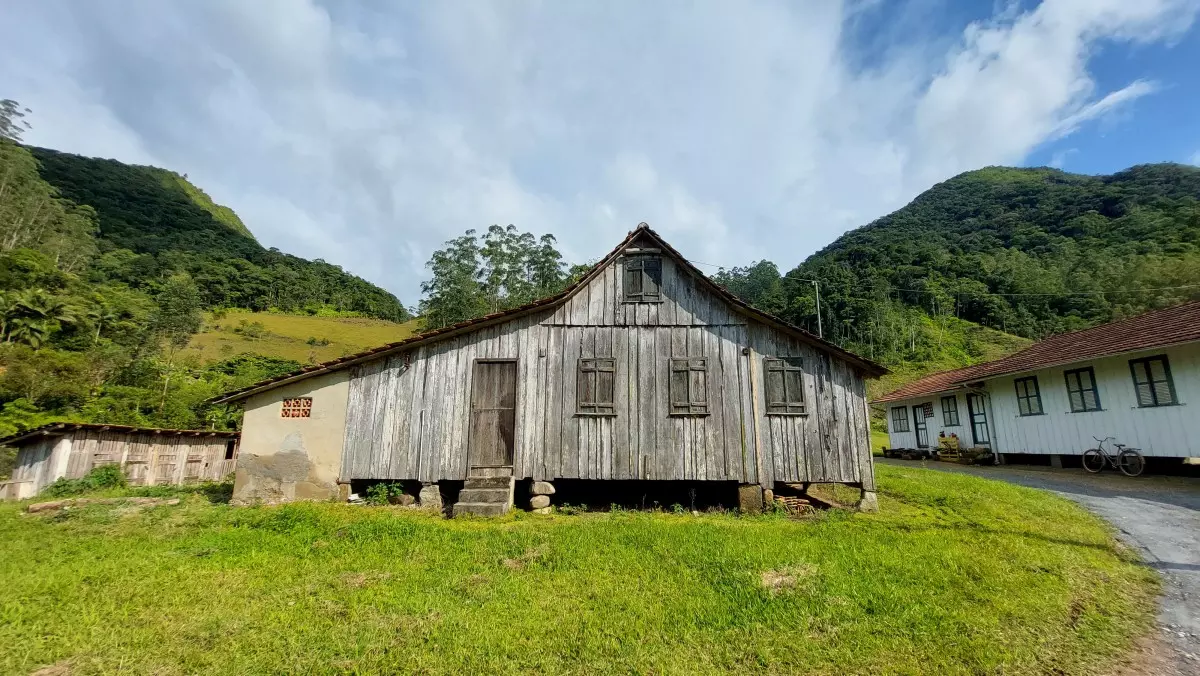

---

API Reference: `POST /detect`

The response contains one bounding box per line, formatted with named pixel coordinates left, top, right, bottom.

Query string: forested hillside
left=0, top=125, right=411, bottom=452
left=31, top=148, right=408, bottom=321
left=716, top=164, right=1200, bottom=381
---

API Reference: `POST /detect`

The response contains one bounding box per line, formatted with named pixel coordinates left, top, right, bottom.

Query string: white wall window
left=1129, top=355, right=1177, bottom=407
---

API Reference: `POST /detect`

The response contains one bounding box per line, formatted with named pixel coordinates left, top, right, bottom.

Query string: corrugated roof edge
left=0, top=422, right=240, bottom=448
left=209, top=222, right=888, bottom=405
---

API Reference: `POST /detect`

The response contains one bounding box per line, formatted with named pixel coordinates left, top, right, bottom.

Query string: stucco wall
left=233, top=370, right=350, bottom=504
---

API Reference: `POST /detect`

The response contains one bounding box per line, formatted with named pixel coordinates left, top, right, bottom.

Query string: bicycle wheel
left=1082, top=449, right=1105, bottom=473
left=1118, top=450, right=1145, bottom=477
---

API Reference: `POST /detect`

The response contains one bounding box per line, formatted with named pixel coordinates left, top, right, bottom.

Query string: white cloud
left=1188, top=150, right=1200, bottom=166
left=1, top=0, right=1196, bottom=303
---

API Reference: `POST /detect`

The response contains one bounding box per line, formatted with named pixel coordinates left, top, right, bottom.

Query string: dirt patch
left=29, top=661, right=72, bottom=676
left=1106, top=632, right=1197, bottom=676
left=760, top=564, right=816, bottom=594
left=341, top=571, right=392, bottom=589
left=502, top=545, right=547, bottom=571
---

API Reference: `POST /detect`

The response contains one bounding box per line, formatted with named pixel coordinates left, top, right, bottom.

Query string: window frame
left=669, top=357, right=709, bottom=416
left=1063, top=366, right=1102, bottom=413
left=623, top=254, right=663, bottom=303
left=281, top=397, right=312, bottom=418
left=890, top=406, right=910, bottom=432
left=1013, top=376, right=1044, bottom=416
left=763, top=357, right=806, bottom=415
left=576, top=357, right=617, bottom=416
left=1128, top=355, right=1178, bottom=408
left=941, top=395, right=960, bottom=426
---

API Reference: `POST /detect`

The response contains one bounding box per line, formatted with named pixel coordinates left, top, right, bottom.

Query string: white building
left=876, top=301, right=1200, bottom=461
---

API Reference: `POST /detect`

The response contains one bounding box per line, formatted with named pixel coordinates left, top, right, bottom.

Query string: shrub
left=40, top=463, right=128, bottom=498
left=365, top=482, right=403, bottom=505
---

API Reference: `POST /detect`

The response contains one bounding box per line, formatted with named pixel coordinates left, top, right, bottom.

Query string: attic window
left=281, top=397, right=312, bottom=418
left=624, top=255, right=662, bottom=303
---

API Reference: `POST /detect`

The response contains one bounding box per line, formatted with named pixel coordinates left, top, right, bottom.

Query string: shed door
left=468, top=360, right=517, bottom=476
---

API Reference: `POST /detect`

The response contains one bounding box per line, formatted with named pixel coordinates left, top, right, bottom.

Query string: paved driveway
left=880, top=459, right=1200, bottom=668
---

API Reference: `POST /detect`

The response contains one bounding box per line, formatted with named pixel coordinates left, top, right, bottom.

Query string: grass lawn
left=0, top=465, right=1157, bottom=675
left=871, top=428, right=890, bottom=456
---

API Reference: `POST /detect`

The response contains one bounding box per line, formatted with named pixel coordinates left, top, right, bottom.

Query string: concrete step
left=452, top=502, right=510, bottom=517
left=464, top=476, right=512, bottom=490
left=458, top=488, right=510, bottom=503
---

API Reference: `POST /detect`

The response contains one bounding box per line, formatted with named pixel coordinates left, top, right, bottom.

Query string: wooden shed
left=214, top=224, right=888, bottom=514
left=0, top=423, right=240, bottom=500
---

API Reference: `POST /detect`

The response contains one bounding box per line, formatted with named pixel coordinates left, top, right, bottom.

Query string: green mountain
left=796, top=164, right=1200, bottom=338
left=30, top=148, right=409, bottom=321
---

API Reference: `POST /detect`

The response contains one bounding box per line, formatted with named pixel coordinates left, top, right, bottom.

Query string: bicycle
left=1083, top=436, right=1145, bottom=477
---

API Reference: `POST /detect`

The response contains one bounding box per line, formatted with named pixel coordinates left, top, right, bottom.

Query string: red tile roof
left=875, top=300, right=1200, bottom=403
left=211, top=223, right=887, bottom=404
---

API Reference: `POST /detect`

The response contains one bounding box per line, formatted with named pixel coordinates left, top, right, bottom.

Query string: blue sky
left=2, top=0, right=1199, bottom=306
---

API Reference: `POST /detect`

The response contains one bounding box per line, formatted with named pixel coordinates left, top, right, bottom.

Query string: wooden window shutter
left=669, top=358, right=708, bottom=415
left=764, top=357, right=805, bottom=414
left=642, top=256, right=661, bottom=300
left=624, top=255, right=661, bottom=302
left=577, top=358, right=616, bottom=415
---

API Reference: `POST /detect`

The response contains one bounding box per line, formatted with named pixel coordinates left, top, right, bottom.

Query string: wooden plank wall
left=63, top=431, right=235, bottom=486
left=9, top=438, right=57, bottom=491
left=341, top=245, right=874, bottom=487
left=746, top=325, right=871, bottom=487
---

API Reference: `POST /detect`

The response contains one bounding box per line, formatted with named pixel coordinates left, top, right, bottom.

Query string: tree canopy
left=419, top=225, right=568, bottom=329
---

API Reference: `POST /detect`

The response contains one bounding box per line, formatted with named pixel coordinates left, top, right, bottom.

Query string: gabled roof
left=0, top=422, right=239, bottom=448
left=211, top=222, right=887, bottom=404
left=874, top=300, right=1200, bottom=403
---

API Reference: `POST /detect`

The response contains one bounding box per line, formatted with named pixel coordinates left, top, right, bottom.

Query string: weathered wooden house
left=213, top=224, right=887, bottom=514
left=0, top=423, right=240, bottom=500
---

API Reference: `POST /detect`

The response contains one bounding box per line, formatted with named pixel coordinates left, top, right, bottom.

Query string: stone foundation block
left=418, top=483, right=442, bottom=511
left=531, top=481, right=556, bottom=496
left=738, top=484, right=764, bottom=514
left=857, top=490, right=879, bottom=513
left=530, top=494, right=551, bottom=509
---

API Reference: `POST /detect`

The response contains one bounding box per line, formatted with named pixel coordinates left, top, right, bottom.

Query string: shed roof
left=874, top=300, right=1200, bottom=403
left=0, top=422, right=240, bottom=448
left=210, top=223, right=888, bottom=405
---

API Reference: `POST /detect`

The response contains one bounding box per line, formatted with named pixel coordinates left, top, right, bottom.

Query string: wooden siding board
left=560, top=327, right=581, bottom=478
left=544, top=324, right=561, bottom=477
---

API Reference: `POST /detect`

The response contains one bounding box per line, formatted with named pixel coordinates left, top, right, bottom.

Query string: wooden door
left=467, top=360, right=518, bottom=476
left=913, top=406, right=929, bottom=448
left=967, top=394, right=991, bottom=447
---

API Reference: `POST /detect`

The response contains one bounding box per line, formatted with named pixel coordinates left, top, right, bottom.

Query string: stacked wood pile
left=773, top=494, right=817, bottom=515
